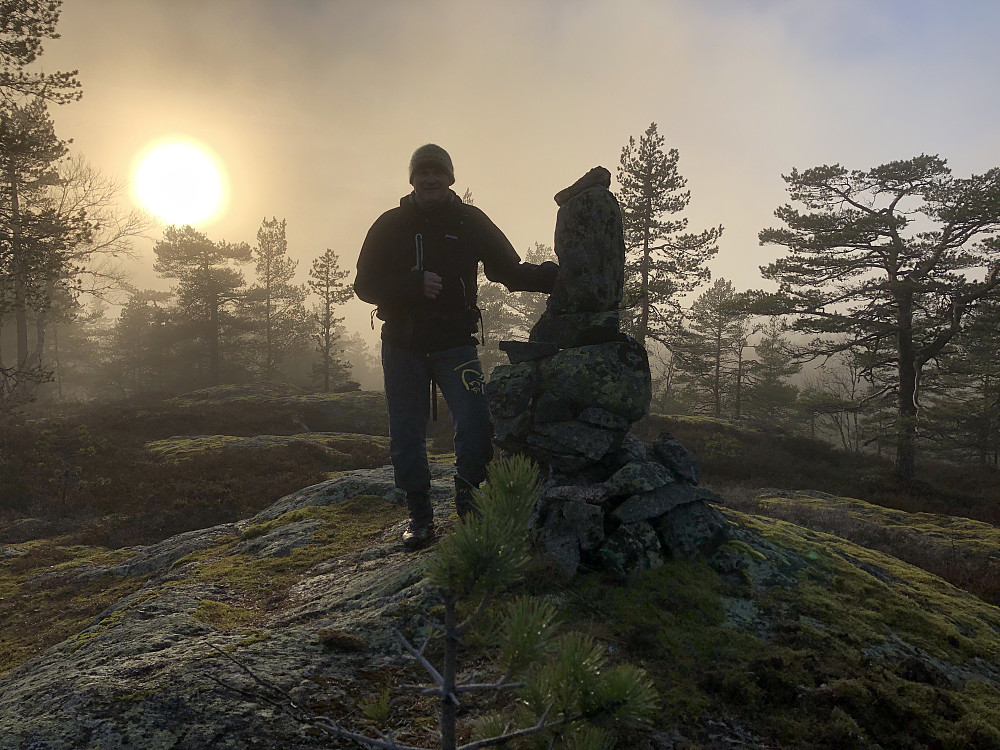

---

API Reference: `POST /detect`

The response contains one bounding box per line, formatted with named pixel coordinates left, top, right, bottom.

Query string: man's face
left=411, top=165, right=453, bottom=209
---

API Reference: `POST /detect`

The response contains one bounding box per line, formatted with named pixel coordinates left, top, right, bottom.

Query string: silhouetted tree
left=307, top=247, right=352, bottom=391
left=0, top=0, right=81, bottom=104
left=102, top=290, right=176, bottom=396
left=615, top=122, right=722, bottom=349
left=339, top=330, right=381, bottom=390
left=756, top=155, right=1000, bottom=480
left=0, top=98, right=90, bottom=401
left=922, top=299, right=1000, bottom=466
left=672, top=278, right=749, bottom=419
left=27, top=156, right=153, bottom=399
left=240, top=217, right=308, bottom=381
left=741, top=319, right=800, bottom=429
left=153, top=225, right=251, bottom=386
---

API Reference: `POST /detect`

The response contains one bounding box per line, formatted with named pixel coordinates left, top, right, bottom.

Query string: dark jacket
left=355, top=191, right=558, bottom=352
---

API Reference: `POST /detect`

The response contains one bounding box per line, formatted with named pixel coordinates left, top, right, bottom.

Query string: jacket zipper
left=412, top=233, right=424, bottom=271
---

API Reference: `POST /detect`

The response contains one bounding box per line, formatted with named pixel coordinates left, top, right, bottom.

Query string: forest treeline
left=2, top=3, right=1000, bottom=483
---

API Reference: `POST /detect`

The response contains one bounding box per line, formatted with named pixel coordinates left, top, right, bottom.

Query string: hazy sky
left=40, top=0, right=1000, bottom=342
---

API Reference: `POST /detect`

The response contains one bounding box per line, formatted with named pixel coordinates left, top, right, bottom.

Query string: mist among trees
left=0, top=0, right=998, bottom=486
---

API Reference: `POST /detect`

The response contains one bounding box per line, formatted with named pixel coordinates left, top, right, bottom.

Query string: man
left=355, top=144, right=558, bottom=548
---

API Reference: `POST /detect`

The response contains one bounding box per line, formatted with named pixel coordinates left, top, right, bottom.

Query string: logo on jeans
left=455, top=359, right=484, bottom=393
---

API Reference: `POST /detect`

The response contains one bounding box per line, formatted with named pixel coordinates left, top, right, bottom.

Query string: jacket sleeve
left=354, top=213, right=424, bottom=306
left=475, top=208, right=559, bottom=293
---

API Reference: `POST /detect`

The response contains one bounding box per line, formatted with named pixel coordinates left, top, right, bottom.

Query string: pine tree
left=922, top=299, right=1000, bottom=466
left=741, top=319, right=800, bottom=429
left=0, top=98, right=90, bottom=401
left=756, top=155, right=1000, bottom=480
left=315, top=456, right=657, bottom=750
left=0, top=0, right=81, bottom=103
left=615, top=123, right=722, bottom=350
left=307, top=247, right=352, bottom=391
left=152, top=225, right=251, bottom=386
left=241, top=217, right=308, bottom=381
left=672, top=278, right=748, bottom=419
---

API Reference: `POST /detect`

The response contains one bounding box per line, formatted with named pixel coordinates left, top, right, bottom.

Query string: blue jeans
left=381, top=342, right=494, bottom=494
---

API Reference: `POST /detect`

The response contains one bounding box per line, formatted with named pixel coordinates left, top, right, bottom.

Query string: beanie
left=409, top=144, right=455, bottom=184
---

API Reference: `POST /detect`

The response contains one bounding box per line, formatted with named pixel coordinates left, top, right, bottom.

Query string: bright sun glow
left=132, top=139, right=228, bottom=225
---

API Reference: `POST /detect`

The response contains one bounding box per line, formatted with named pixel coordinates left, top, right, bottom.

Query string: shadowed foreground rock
left=487, top=167, right=727, bottom=576
left=3, top=466, right=999, bottom=748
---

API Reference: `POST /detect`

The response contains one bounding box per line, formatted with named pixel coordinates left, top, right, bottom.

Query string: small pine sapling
left=399, top=455, right=658, bottom=749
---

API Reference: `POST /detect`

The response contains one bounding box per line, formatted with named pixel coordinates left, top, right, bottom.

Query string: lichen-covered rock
left=528, top=421, right=618, bottom=463
left=601, top=433, right=649, bottom=468
left=497, top=340, right=559, bottom=364
left=536, top=498, right=606, bottom=578
left=544, top=182, right=625, bottom=315
left=0, top=470, right=457, bottom=749
left=483, top=361, right=537, bottom=419
left=533, top=391, right=577, bottom=423
left=552, top=165, right=612, bottom=207
left=251, top=465, right=450, bottom=522
left=655, top=501, right=728, bottom=558
left=652, top=433, right=702, bottom=484
left=493, top=412, right=532, bottom=443
left=536, top=339, right=651, bottom=423
left=540, top=484, right=611, bottom=506
left=113, top=523, right=242, bottom=577
left=598, top=521, right=664, bottom=574
left=561, top=501, right=606, bottom=552
left=612, top=482, right=705, bottom=524
left=603, top=460, right=674, bottom=497
left=234, top=520, right=321, bottom=559
left=578, top=406, right=630, bottom=432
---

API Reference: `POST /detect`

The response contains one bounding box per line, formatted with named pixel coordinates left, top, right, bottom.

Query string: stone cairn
left=485, top=167, right=728, bottom=577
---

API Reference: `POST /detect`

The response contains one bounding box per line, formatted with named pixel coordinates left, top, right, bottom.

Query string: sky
left=38, top=0, right=1000, bottom=346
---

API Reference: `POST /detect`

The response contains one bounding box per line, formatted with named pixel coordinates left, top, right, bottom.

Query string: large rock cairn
left=486, top=167, right=728, bottom=576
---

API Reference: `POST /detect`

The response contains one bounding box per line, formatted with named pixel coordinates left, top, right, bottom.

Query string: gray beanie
left=409, top=144, right=455, bottom=184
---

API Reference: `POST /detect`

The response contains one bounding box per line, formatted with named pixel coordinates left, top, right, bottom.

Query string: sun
left=132, top=138, right=228, bottom=225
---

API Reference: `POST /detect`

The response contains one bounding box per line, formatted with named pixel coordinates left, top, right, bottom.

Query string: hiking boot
left=454, top=475, right=481, bottom=518
left=403, top=490, right=435, bottom=549
left=402, top=518, right=436, bottom=549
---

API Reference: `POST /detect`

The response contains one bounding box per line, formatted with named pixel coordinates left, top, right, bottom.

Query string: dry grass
left=0, top=394, right=394, bottom=548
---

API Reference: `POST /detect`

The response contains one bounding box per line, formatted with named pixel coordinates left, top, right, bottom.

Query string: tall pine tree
left=242, top=217, right=307, bottom=381
left=756, top=155, right=1000, bottom=480
left=152, top=225, right=251, bottom=386
left=307, top=247, right=352, bottom=391
left=672, top=278, right=748, bottom=419
left=615, top=123, right=722, bottom=349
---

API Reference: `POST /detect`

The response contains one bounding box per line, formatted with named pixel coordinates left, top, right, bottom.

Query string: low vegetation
left=1, top=393, right=999, bottom=747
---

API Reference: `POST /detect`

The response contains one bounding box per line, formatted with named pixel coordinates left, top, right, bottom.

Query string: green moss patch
left=177, top=497, right=406, bottom=610
left=144, top=433, right=391, bottom=464
left=555, top=511, right=1000, bottom=748
left=192, top=599, right=258, bottom=629
left=0, top=541, right=148, bottom=673
left=753, top=490, right=1000, bottom=604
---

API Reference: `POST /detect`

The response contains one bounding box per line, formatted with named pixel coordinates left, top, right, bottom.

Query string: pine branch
left=457, top=708, right=576, bottom=750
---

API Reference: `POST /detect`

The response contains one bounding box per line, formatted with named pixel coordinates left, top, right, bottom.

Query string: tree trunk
left=895, top=288, right=918, bottom=481
left=9, top=166, right=29, bottom=373
left=712, top=326, right=722, bottom=418
left=734, top=348, right=744, bottom=421
left=209, top=299, right=220, bottom=386
left=638, top=228, right=651, bottom=349
left=440, top=596, right=459, bottom=750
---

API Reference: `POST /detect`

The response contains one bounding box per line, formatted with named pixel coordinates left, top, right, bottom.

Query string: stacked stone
left=486, top=167, right=727, bottom=577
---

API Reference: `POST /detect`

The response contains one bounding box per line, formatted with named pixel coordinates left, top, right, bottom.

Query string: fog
left=41, top=0, right=1000, bottom=345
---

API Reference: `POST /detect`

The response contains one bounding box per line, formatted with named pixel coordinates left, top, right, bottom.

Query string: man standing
left=355, top=144, right=558, bottom=548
